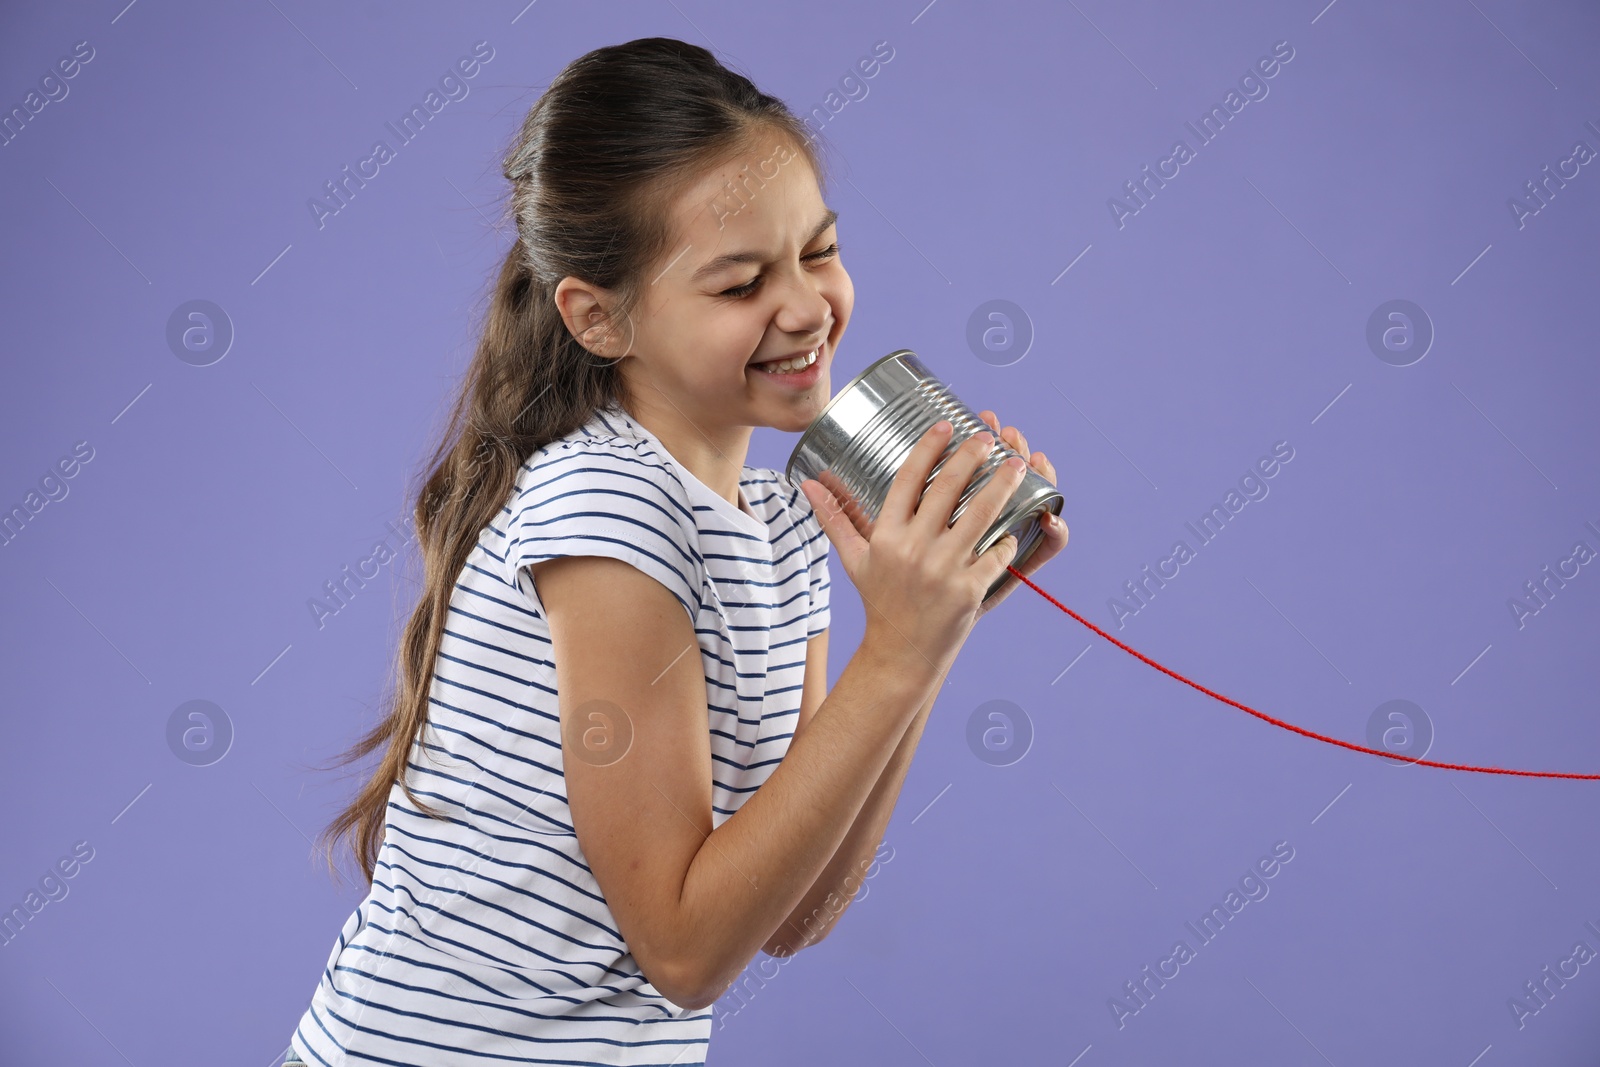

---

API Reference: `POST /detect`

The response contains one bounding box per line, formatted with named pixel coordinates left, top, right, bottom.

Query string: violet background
left=2, top=0, right=1598, bottom=1063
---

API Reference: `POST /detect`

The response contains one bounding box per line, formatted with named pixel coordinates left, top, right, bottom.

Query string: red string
left=1004, top=565, right=1600, bottom=781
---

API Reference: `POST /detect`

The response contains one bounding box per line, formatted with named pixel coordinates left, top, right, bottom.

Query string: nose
left=771, top=268, right=834, bottom=339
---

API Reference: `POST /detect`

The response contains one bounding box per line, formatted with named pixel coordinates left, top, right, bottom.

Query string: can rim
left=784, top=348, right=919, bottom=486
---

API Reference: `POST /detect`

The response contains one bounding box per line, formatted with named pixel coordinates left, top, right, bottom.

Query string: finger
left=912, top=427, right=998, bottom=538
left=1016, top=518, right=1068, bottom=574
left=949, top=451, right=1028, bottom=551
left=1047, top=511, right=1069, bottom=544
left=879, top=420, right=955, bottom=531
left=1030, top=450, right=1056, bottom=486
left=1004, top=426, right=1029, bottom=459
left=987, top=514, right=1068, bottom=605
left=800, top=478, right=869, bottom=571
left=977, top=529, right=1023, bottom=590
left=976, top=577, right=1018, bottom=619
left=817, top=467, right=874, bottom=539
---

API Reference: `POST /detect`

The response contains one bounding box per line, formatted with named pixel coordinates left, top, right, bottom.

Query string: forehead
left=663, top=138, right=828, bottom=264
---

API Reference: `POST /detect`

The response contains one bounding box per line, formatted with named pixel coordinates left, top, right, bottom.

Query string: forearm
left=763, top=663, right=946, bottom=956
left=672, top=636, right=944, bottom=1005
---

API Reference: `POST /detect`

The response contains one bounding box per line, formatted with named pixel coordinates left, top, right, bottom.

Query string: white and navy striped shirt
left=290, top=401, right=830, bottom=1066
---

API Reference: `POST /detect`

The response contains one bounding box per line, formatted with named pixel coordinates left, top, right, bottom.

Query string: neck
left=621, top=391, right=753, bottom=511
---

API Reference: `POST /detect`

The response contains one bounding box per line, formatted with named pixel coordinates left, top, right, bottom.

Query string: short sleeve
left=787, top=477, right=832, bottom=638
left=501, top=441, right=706, bottom=624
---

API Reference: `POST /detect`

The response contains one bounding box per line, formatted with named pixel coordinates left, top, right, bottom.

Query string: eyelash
left=720, top=243, right=840, bottom=299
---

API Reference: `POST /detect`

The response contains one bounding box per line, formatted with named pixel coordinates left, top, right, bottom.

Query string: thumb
left=981, top=531, right=1021, bottom=583
left=800, top=478, right=868, bottom=571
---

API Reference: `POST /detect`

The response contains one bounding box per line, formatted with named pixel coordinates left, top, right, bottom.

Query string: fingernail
left=1005, top=456, right=1025, bottom=471
left=933, top=420, right=951, bottom=435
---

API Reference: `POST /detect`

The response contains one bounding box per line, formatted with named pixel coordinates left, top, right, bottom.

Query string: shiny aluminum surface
left=786, top=349, right=1064, bottom=605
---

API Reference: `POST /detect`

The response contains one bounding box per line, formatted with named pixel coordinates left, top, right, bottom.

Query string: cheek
left=828, top=268, right=855, bottom=330
left=705, top=308, right=767, bottom=368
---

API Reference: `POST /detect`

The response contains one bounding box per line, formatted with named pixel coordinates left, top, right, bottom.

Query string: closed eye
left=720, top=243, right=840, bottom=299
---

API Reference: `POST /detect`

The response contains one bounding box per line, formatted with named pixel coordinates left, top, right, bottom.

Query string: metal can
left=786, top=348, right=1064, bottom=605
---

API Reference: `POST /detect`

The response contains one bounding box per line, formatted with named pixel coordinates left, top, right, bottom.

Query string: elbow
left=769, top=905, right=842, bottom=957
left=663, top=975, right=720, bottom=1013
left=658, top=945, right=802, bottom=1013
left=638, top=920, right=752, bottom=1012
left=648, top=954, right=720, bottom=1013
left=761, top=926, right=828, bottom=960
left=679, top=989, right=720, bottom=1013
left=647, top=920, right=832, bottom=1010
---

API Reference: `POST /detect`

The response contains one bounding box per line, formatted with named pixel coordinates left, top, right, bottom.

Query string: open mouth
left=750, top=345, right=821, bottom=376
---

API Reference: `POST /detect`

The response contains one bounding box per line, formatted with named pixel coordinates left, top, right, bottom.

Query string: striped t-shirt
left=290, top=400, right=831, bottom=1067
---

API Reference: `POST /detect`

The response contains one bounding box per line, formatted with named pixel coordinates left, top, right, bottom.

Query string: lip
left=750, top=341, right=825, bottom=367
left=749, top=343, right=825, bottom=387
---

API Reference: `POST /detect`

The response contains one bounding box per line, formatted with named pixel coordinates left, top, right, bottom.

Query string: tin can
left=786, top=348, right=1064, bottom=605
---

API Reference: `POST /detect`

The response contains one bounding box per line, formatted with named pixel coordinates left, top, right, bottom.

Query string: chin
left=761, top=411, right=808, bottom=435
left=798, top=378, right=834, bottom=414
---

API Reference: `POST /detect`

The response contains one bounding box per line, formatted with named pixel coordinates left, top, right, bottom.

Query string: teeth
left=757, top=347, right=818, bottom=374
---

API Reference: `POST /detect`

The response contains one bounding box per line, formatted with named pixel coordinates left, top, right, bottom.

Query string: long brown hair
left=316, top=37, right=829, bottom=884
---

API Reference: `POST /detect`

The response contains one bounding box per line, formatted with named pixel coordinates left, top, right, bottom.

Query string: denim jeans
left=282, top=1046, right=307, bottom=1066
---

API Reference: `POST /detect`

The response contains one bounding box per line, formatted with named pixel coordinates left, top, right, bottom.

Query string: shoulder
left=499, top=422, right=707, bottom=618
left=513, top=426, right=698, bottom=529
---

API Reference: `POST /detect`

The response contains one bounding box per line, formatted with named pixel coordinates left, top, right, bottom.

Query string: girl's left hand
left=972, top=409, right=1068, bottom=620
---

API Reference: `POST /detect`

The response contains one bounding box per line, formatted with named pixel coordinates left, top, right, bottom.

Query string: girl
left=286, top=36, right=1065, bottom=1067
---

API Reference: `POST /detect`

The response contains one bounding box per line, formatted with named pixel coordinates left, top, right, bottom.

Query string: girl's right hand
left=799, top=419, right=1027, bottom=673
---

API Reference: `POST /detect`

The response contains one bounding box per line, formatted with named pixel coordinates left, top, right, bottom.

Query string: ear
left=554, top=277, right=625, bottom=357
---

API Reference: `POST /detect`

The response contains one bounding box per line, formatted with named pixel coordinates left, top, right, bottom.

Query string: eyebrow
left=691, top=207, right=839, bottom=282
